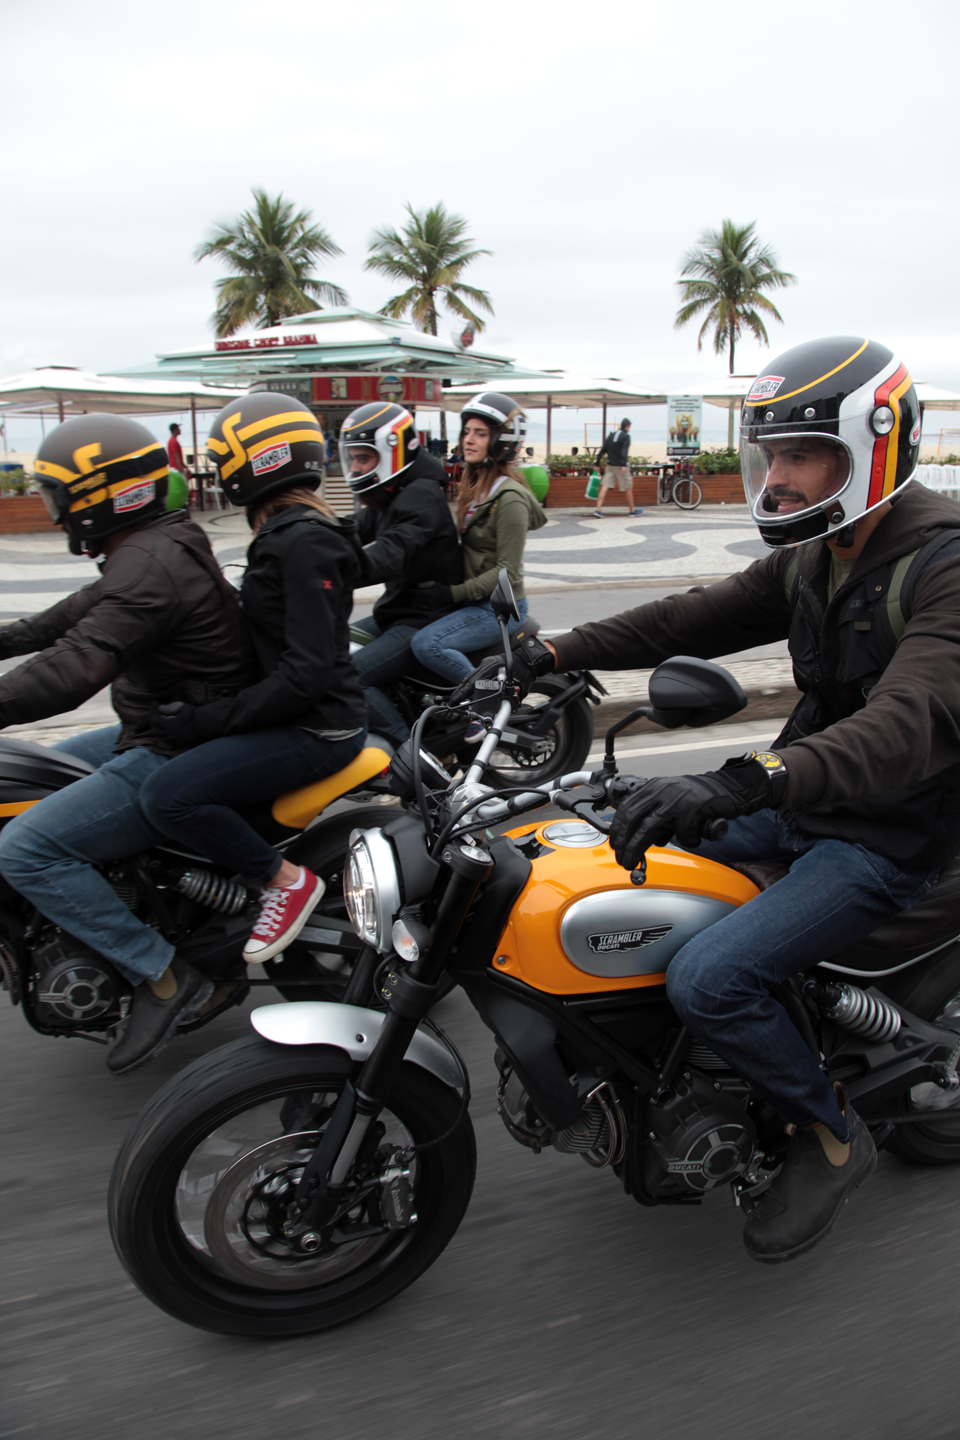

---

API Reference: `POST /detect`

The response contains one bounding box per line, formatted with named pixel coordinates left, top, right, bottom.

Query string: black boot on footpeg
left=742, top=1096, right=877, bottom=1264
left=107, top=958, right=213, bottom=1075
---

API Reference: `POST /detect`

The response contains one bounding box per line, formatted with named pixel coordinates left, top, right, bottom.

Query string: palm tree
left=674, top=220, right=797, bottom=443
left=195, top=188, right=347, bottom=337
left=364, top=202, right=493, bottom=338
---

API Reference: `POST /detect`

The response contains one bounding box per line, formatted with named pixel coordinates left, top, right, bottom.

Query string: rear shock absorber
left=175, top=867, right=250, bottom=916
left=818, top=981, right=902, bottom=1042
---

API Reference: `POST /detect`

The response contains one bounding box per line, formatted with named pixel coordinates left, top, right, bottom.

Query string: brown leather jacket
left=0, top=511, right=253, bottom=756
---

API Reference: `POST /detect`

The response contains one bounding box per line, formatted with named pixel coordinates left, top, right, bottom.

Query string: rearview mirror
left=490, top=567, right=521, bottom=623
left=647, top=657, right=747, bottom=729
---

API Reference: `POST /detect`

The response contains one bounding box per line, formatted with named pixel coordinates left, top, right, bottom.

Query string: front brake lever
left=553, top=784, right=613, bottom=833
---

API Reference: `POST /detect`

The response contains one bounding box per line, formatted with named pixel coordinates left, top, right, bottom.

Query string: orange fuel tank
left=495, top=819, right=759, bottom=995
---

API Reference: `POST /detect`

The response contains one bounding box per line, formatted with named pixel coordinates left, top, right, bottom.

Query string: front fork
left=290, top=847, right=491, bottom=1227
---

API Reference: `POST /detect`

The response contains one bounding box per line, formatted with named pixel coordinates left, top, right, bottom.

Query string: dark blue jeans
left=139, top=725, right=366, bottom=886
left=665, top=810, right=938, bottom=1140
left=351, top=616, right=419, bottom=746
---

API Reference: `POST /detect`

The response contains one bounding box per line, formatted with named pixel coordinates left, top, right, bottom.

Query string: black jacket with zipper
left=191, top=505, right=367, bottom=741
left=0, top=510, right=253, bottom=756
left=357, top=448, right=463, bottom=630
left=551, top=484, right=960, bottom=868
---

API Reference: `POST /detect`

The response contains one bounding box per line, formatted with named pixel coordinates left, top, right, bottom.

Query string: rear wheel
left=672, top=477, right=702, bottom=509
left=109, top=1035, right=476, bottom=1336
left=883, top=946, right=960, bottom=1163
left=268, top=806, right=387, bottom=1002
left=482, top=677, right=594, bottom=788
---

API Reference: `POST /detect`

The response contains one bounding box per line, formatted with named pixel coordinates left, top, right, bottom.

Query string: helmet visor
left=37, top=480, right=66, bottom=525
left=741, top=432, right=852, bottom=526
left=339, top=441, right=384, bottom=492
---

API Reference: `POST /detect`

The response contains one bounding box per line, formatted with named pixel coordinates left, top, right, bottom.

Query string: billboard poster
left=667, top=395, right=702, bottom=457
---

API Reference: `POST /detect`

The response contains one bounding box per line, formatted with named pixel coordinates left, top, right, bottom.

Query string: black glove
left=449, top=631, right=556, bottom=706
left=420, top=583, right=454, bottom=612
left=608, top=751, right=788, bottom=871
left=149, top=701, right=201, bottom=747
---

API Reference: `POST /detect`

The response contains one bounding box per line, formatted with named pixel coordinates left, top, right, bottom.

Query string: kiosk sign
left=667, top=396, right=702, bottom=457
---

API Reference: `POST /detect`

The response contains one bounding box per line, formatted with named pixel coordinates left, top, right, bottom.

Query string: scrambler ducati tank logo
left=587, top=924, right=674, bottom=953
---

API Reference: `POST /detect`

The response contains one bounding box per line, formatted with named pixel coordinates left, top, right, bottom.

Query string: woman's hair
left=247, top=483, right=337, bottom=533
left=455, top=460, right=530, bottom=528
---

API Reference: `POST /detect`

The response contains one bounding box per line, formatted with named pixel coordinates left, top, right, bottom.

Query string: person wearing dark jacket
left=0, top=414, right=254, bottom=1069
left=339, top=401, right=461, bottom=744
left=136, top=395, right=367, bottom=1064
left=456, top=338, right=954, bottom=1264
left=594, top=418, right=640, bottom=517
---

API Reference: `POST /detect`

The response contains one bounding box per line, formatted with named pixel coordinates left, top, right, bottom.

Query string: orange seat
left=271, top=746, right=392, bottom=829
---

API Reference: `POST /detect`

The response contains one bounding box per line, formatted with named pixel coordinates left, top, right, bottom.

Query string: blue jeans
left=0, top=746, right=174, bottom=984
left=53, top=723, right=123, bottom=768
left=665, top=811, right=937, bottom=1140
left=410, top=597, right=530, bottom=683
left=351, top=617, right=420, bottom=746
left=138, top=726, right=367, bottom=886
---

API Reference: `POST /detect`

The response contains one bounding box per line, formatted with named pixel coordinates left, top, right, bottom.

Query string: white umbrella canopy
left=0, top=367, right=244, bottom=418
left=444, top=374, right=666, bottom=411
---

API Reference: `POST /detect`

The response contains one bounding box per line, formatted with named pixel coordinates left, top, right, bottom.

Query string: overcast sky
left=2, top=0, right=958, bottom=450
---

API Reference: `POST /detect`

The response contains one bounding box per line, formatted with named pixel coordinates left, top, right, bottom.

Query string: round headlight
left=343, top=829, right=401, bottom=951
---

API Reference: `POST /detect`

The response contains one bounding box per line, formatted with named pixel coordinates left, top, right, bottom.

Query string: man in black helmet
left=0, top=413, right=252, bottom=1072
left=455, top=336, right=960, bottom=1264
left=340, top=402, right=461, bottom=745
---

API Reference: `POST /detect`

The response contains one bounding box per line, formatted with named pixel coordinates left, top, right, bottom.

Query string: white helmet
left=339, top=402, right=419, bottom=495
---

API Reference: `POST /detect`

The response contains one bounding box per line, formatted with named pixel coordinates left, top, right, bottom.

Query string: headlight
left=343, top=828, right=401, bottom=951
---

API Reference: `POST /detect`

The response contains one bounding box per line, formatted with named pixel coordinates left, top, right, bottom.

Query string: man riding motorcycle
left=0, top=414, right=252, bottom=1071
left=458, top=336, right=960, bottom=1263
left=343, top=402, right=462, bottom=746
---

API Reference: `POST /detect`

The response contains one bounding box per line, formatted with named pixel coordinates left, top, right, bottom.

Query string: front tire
left=483, top=677, right=594, bottom=788
left=109, top=1035, right=476, bottom=1336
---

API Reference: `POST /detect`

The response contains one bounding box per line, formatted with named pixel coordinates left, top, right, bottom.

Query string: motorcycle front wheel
left=109, top=1035, right=476, bottom=1336
left=883, top=944, right=960, bottom=1163
left=481, top=677, right=594, bottom=788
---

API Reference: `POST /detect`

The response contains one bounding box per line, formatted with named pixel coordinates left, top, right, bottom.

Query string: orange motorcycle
left=109, top=577, right=960, bottom=1336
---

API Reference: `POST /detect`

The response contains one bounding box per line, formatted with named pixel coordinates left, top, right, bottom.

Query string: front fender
left=250, top=1002, right=462, bottom=1091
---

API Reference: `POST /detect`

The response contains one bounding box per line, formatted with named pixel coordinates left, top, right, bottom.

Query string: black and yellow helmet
left=206, top=392, right=325, bottom=506
left=33, top=414, right=169, bottom=556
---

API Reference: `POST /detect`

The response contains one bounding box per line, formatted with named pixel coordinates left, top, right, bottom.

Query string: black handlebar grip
left=701, top=818, right=728, bottom=842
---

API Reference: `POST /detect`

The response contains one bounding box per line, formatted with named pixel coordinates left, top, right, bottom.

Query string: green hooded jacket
left=452, top=475, right=547, bottom=605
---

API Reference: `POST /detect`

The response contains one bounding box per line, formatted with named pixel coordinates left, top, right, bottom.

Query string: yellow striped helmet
left=339, top=402, right=418, bottom=495
left=206, top=392, right=325, bottom=506
left=33, top=414, right=169, bottom=556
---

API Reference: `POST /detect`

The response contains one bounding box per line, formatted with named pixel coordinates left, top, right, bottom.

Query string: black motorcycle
left=109, top=574, right=960, bottom=1336
left=350, top=612, right=603, bottom=788
left=0, top=733, right=403, bottom=1046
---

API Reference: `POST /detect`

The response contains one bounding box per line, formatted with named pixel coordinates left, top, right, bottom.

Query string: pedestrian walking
left=167, top=422, right=191, bottom=479
left=594, top=418, right=641, bottom=517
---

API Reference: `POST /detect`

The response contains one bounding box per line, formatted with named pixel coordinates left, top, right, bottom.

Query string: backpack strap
left=890, top=530, right=960, bottom=640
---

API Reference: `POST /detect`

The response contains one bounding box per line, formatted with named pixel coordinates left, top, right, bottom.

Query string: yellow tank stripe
left=237, top=412, right=321, bottom=442
left=743, top=339, right=870, bottom=408
left=0, top=800, right=36, bottom=817
left=881, top=370, right=914, bottom=499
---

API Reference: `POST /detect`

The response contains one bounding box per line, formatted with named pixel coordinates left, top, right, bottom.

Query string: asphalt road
left=3, top=722, right=960, bottom=1440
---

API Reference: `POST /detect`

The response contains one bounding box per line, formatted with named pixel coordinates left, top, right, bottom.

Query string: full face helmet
left=740, top=336, right=921, bottom=548
left=339, top=403, right=419, bottom=495
left=206, top=392, right=326, bottom=507
left=33, top=414, right=169, bottom=556
left=459, top=392, right=527, bottom=463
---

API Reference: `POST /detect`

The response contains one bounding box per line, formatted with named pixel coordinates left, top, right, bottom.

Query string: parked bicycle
left=657, top=460, right=702, bottom=510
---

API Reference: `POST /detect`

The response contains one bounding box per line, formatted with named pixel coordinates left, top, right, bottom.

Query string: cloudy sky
left=2, top=0, right=958, bottom=448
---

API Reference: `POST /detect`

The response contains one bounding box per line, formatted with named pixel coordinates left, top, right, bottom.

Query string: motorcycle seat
left=730, top=852, right=960, bottom=975
left=271, top=742, right=393, bottom=830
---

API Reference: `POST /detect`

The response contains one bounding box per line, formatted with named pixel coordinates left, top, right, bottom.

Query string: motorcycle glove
left=449, top=632, right=556, bottom=706
left=608, top=751, right=788, bottom=871
left=149, top=700, right=201, bottom=747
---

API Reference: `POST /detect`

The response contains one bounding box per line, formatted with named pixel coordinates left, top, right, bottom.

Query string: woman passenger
left=140, top=392, right=366, bottom=966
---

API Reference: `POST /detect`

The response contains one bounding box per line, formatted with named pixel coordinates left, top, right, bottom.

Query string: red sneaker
left=243, top=867, right=325, bottom=964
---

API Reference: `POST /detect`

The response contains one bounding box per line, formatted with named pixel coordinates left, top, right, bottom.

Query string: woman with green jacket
left=410, top=392, right=545, bottom=689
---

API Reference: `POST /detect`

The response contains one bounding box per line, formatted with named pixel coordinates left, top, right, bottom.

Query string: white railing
left=917, top=465, right=960, bottom=501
